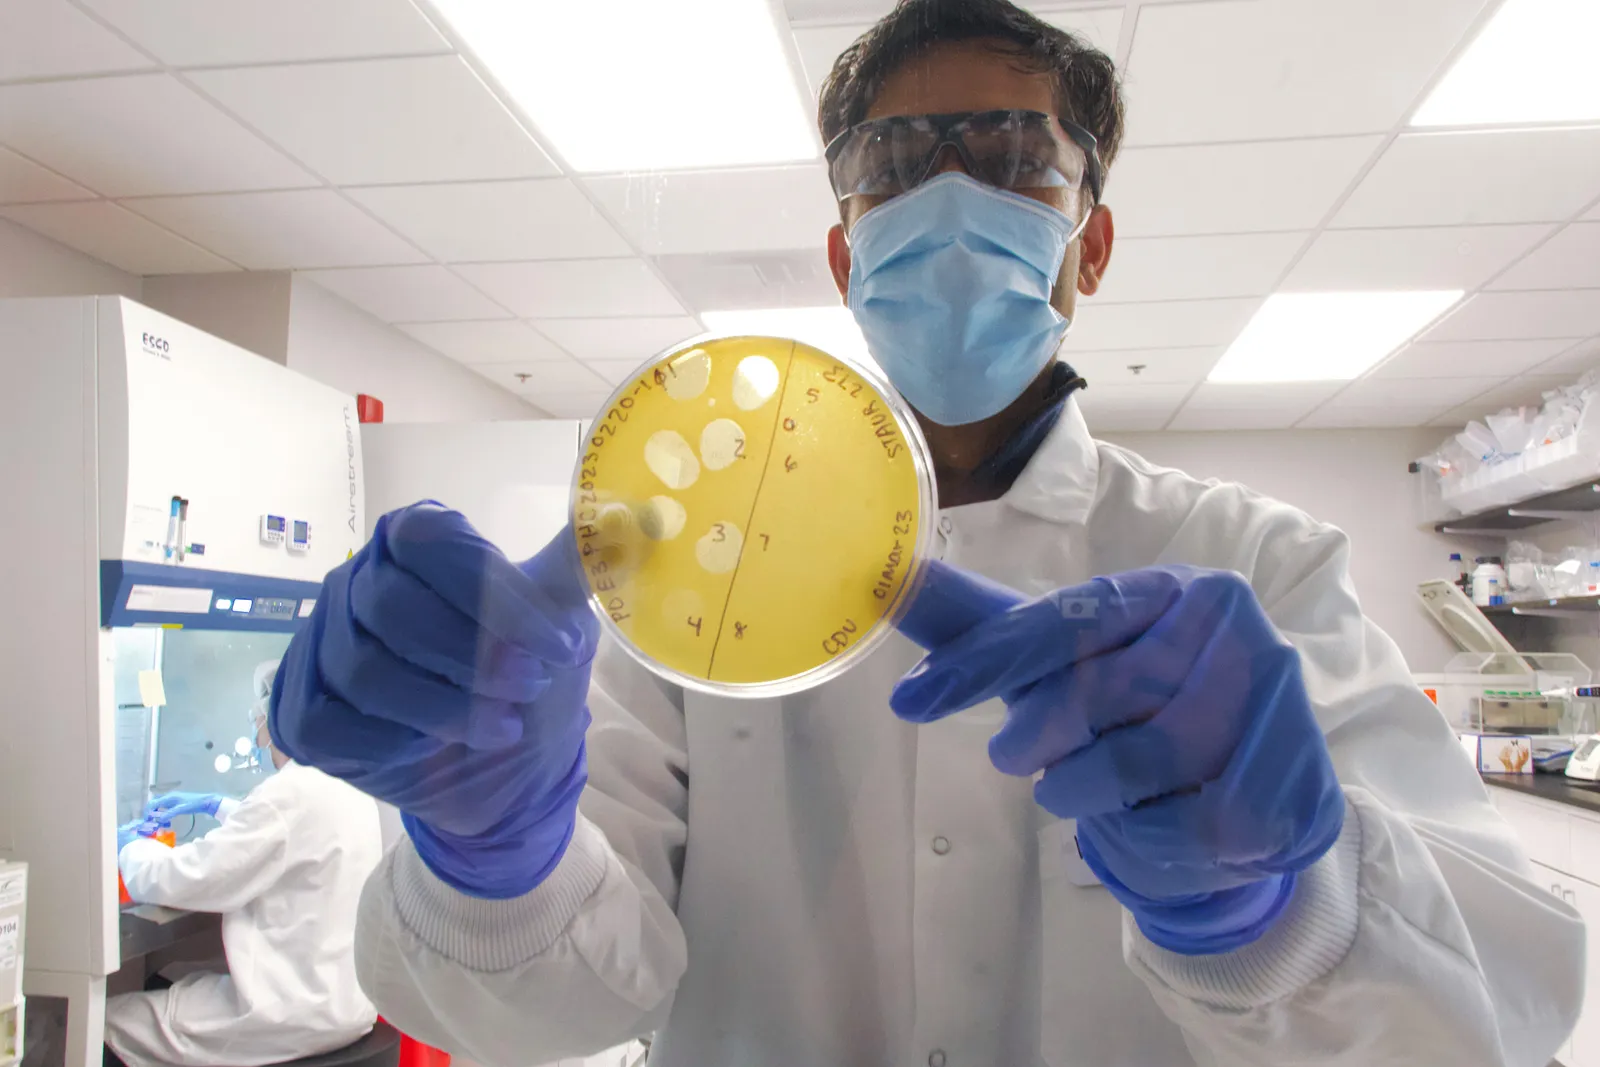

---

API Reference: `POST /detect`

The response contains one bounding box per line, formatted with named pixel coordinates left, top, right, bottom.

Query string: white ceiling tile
left=1533, top=339, right=1600, bottom=378
left=1429, top=406, right=1476, bottom=428
left=1371, top=338, right=1575, bottom=379
left=1073, top=382, right=1191, bottom=431
left=1070, top=348, right=1221, bottom=385
left=792, top=24, right=869, bottom=98
left=399, top=320, right=567, bottom=364
left=534, top=316, right=703, bottom=362
left=0, top=146, right=94, bottom=204
left=1091, top=233, right=1303, bottom=303
left=299, top=266, right=511, bottom=323
left=1283, top=224, right=1554, bottom=292
left=1333, top=128, right=1600, bottom=228
left=656, top=251, right=840, bottom=312
left=457, top=260, right=686, bottom=319
left=1067, top=298, right=1260, bottom=351
left=1122, top=0, right=1486, bottom=146
left=1078, top=407, right=1177, bottom=433
left=586, top=359, right=650, bottom=386
left=1107, top=137, right=1382, bottom=238
left=77, top=0, right=449, bottom=66
left=1168, top=407, right=1318, bottom=431
left=1454, top=375, right=1572, bottom=414
left=0, top=200, right=234, bottom=274
left=1490, top=224, right=1600, bottom=292
left=586, top=166, right=836, bottom=255
left=1330, top=375, right=1505, bottom=408
left=192, top=57, right=558, bottom=185
left=0, top=0, right=155, bottom=80
left=467, top=359, right=611, bottom=394
left=1587, top=200, right=1600, bottom=222
left=1421, top=291, right=1600, bottom=342
left=529, top=392, right=614, bottom=419
left=349, top=180, right=631, bottom=263
left=124, top=190, right=424, bottom=270
left=1297, top=406, right=1451, bottom=429
left=1181, top=381, right=1344, bottom=413
left=0, top=74, right=313, bottom=197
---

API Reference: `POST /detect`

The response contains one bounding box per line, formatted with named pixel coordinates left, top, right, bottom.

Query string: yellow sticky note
left=138, top=669, right=167, bottom=708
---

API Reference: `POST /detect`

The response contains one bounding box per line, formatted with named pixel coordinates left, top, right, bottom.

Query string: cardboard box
left=0, top=863, right=24, bottom=1008
left=1459, top=733, right=1535, bottom=774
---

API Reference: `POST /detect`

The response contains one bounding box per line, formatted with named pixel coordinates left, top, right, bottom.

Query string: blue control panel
left=100, top=560, right=322, bottom=631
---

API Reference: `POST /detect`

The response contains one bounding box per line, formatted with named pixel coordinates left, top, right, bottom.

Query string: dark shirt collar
left=967, top=362, right=1087, bottom=498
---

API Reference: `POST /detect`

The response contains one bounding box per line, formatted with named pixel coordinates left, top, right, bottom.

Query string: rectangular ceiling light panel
left=1414, top=0, right=1600, bottom=126
left=1209, top=291, right=1464, bottom=383
left=429, top=0, right=818, bottom=172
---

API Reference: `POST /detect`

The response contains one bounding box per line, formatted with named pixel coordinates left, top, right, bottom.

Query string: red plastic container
left=380, top=1019, right=451, bottom=1067
left=117, top=827, right=175, bottom=905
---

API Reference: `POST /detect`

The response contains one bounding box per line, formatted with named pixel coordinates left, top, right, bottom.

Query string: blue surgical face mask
left=248, top=701, right=273, bottom=770
left=847, top=173, right=1080, bottom=427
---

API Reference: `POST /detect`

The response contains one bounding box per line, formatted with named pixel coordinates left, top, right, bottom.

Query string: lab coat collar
left=999, top=394, right=1100, bottom=526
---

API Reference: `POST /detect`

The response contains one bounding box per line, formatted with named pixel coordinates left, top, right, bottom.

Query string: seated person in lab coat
left=107, top=662, right=384, bottom=1067
left=268, top=2, right=1586, bottom=1065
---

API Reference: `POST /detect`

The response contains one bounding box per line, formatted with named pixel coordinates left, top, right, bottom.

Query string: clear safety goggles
left=825, top=108, right=1104, bottom=206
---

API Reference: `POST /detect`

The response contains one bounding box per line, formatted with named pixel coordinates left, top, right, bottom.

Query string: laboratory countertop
left=1483, top=773, right=1600, bottom=817
left=120, top=905, right=220, bottom=962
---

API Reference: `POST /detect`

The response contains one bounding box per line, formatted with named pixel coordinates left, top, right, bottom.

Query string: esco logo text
left=141, top=332, right=171, bottom=359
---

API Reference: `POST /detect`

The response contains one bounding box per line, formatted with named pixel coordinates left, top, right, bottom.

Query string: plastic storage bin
left=1437, top=403, right=1600, bottom=516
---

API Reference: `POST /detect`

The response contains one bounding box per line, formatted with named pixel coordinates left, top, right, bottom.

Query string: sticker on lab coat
left=1038, top=818, right=1101, bottom=888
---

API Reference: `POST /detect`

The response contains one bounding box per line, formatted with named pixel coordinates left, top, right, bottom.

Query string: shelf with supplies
left=1432, top=480, right=1600, bottom=536
left=1481, top=596, right=1600, bottom=619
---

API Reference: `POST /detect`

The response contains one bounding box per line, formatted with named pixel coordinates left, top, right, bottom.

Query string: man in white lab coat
left=269, top=1, right=1586, bottom=1065
left=107, top=663, right=384, bottom=1067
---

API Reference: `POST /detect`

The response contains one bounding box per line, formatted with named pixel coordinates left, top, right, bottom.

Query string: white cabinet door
left=1533, top=862, right=1581, bottom=1066
left=1500, top=792, right=1574, bottom=873
left=1567, top=878, right=1600, bottom=1067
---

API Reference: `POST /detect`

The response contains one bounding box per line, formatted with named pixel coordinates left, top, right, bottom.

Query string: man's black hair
left=817, top=0, right=1125, bottom=177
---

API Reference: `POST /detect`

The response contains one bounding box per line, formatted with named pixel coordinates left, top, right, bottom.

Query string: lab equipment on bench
left=0, top=295, right=365, bottom=1067
left=1566, top=735, right=1600, bottom=781
left=1416, top=579, right=1523, bottom=669
left=572, top=335, right=936, bottom=697
left=1416, top=651, right=1591, bottom=735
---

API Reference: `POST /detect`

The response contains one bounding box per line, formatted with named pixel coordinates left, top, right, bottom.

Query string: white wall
left=0, top=216, right=139, bottom=300
left=1101, top=426, right=1458, bottom=672
left=286, top=275, right=540, bottom=423
left=142, top=271, right=292, bottom=365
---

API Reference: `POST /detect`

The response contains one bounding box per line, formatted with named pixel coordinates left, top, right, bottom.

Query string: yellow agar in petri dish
left=572, top=335, right=936, bottom=697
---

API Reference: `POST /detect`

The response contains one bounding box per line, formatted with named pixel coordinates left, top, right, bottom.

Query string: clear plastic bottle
left=1472, top=556, right=1507, bottom=606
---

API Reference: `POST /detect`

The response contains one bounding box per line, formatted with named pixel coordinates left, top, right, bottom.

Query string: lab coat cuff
left=214, top=797, right=242, bottom=822
left=1126, top=795, right=1362, bottom=1011
left=389, top=813, right=610, bottom=972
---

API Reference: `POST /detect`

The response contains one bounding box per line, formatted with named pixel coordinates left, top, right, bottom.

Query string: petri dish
left=571, top=335, right=937, bottom=698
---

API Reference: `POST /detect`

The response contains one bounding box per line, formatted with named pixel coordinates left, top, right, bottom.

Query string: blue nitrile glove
left=145, top=792, right=223, bottom=818
left=117, top=819, right=144, bottom=852
left=270, top=503, right=598, bottom=900
left=895, top=560, right=1346, bottom=955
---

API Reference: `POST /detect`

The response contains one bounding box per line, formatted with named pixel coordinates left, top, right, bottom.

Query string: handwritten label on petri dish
left=574, top=337, right=926, bottom=693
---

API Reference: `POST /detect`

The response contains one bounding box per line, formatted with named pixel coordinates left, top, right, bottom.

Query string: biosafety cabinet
left=0, top=297, right=364, bottom=1067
